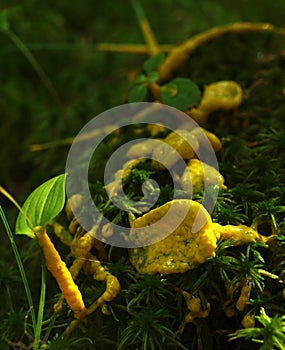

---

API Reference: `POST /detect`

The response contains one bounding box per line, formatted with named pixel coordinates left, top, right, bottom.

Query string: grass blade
left=0, top=206, right=36, bottom=331
left=4, top=29, right=61, bottom=105
left=33, top=264, right=46, bottom=350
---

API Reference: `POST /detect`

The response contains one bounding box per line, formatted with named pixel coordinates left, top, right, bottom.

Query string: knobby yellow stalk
left=69, top=230, right=97, bottom=280
left=35, top=226, right=86, bottom=319
left=63, top=251, right=121, bottom=336
left=84, top=252, right=121, bottom=315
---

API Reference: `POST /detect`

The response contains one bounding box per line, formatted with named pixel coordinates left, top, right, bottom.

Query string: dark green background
left=1, top=0, right=285, bottom=195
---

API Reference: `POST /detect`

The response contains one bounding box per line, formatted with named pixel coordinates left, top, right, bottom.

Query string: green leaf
left=161, top=78, right=201, bottom=110
left=147, top=71, right=159, bottom=83
left=128, top=84, right=147, bottom=103
left=15, top=174, right=67, bottom=237
left=143, top=53, right=165, bottom=74
left=135, top=74, right=147, bottom=84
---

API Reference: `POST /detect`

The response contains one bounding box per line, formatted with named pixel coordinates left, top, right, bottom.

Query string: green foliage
left=251, top=199, right=285, bottom=223
left=125, top=274, right=172, bottom=309
left=117, top=309, right=187, bottom=350
left=229, top=308, right=285, bottom=350
left=204, top=239, right=239, bottom=286
left=123, top=167, right=153, bottom=185
left=142, top=53, right=166, bottom=74
left=41, top=333, right=93, bottom=350
left=160, top=78, right=201, bottom=110
left=0, top=207, right=37, bottom=333
left=128, top=53, right=165, bottom=103
left=128, top=83, right=148, bottom=103
left=211, top=190, right=249, bottom=225
left=0, top=309, right=26, bottom=343
left=15, top=174, right=66, bottom=237
left=231, top=244, right=266, bottom=291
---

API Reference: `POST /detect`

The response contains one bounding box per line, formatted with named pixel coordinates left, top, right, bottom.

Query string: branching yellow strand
left=158, top=22, right=285, bottom=81
left=69, top=231, right=96, bottom=280
left=83, top=253, right=121, bottom=314
left=96, top=43, right=173, bottom=54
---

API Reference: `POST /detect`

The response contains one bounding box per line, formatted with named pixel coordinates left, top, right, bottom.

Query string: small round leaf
left=161, top=78, right=201, bottom=110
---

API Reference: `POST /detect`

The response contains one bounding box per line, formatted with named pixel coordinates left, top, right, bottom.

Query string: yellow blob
left=126, top=139, right=160, bottom=159
left=187, top=81, right=243, bottom=125
left=152, top=129, right=199, bottom=169
left=129, top=199, right=216, bottom=275
left=129, top=199, right=268, bottom=275
left=178, top=126, right=223, bottom=152
left=198, top=128, right=222, bottom=152
left=146, top=124, right=168, bottom=136
left=181, top=158, right=226, bottom=193
left=200, top=81, right=243, bottom=113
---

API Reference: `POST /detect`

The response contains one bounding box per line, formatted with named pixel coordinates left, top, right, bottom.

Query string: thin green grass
left=131, top=0, right=145, bottom=21
left=0, top=206, right=37, bottom=331
left=0, top=7, right=61, bottom=106
left=34, top=265, right=46, bottom=350
left=0, top=206, right=47, bottom=350
left=3, top=29, right=62, bottom=106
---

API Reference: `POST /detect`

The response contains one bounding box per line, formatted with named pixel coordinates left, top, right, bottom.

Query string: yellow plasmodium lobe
left=187, top=81, right=243, bottom=126
left=213, top=223, right=268, bottom=244
left=36, top=227, right=86, bottom=319
left=181, top=158, right=226, bottom=193
left=129, top=199, right=268, bottom=276
left=152, top=130, right=199, bottom=169
left=129, top=200, right=217, bottom=275
left=236, top=280, right=251, bottom=312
